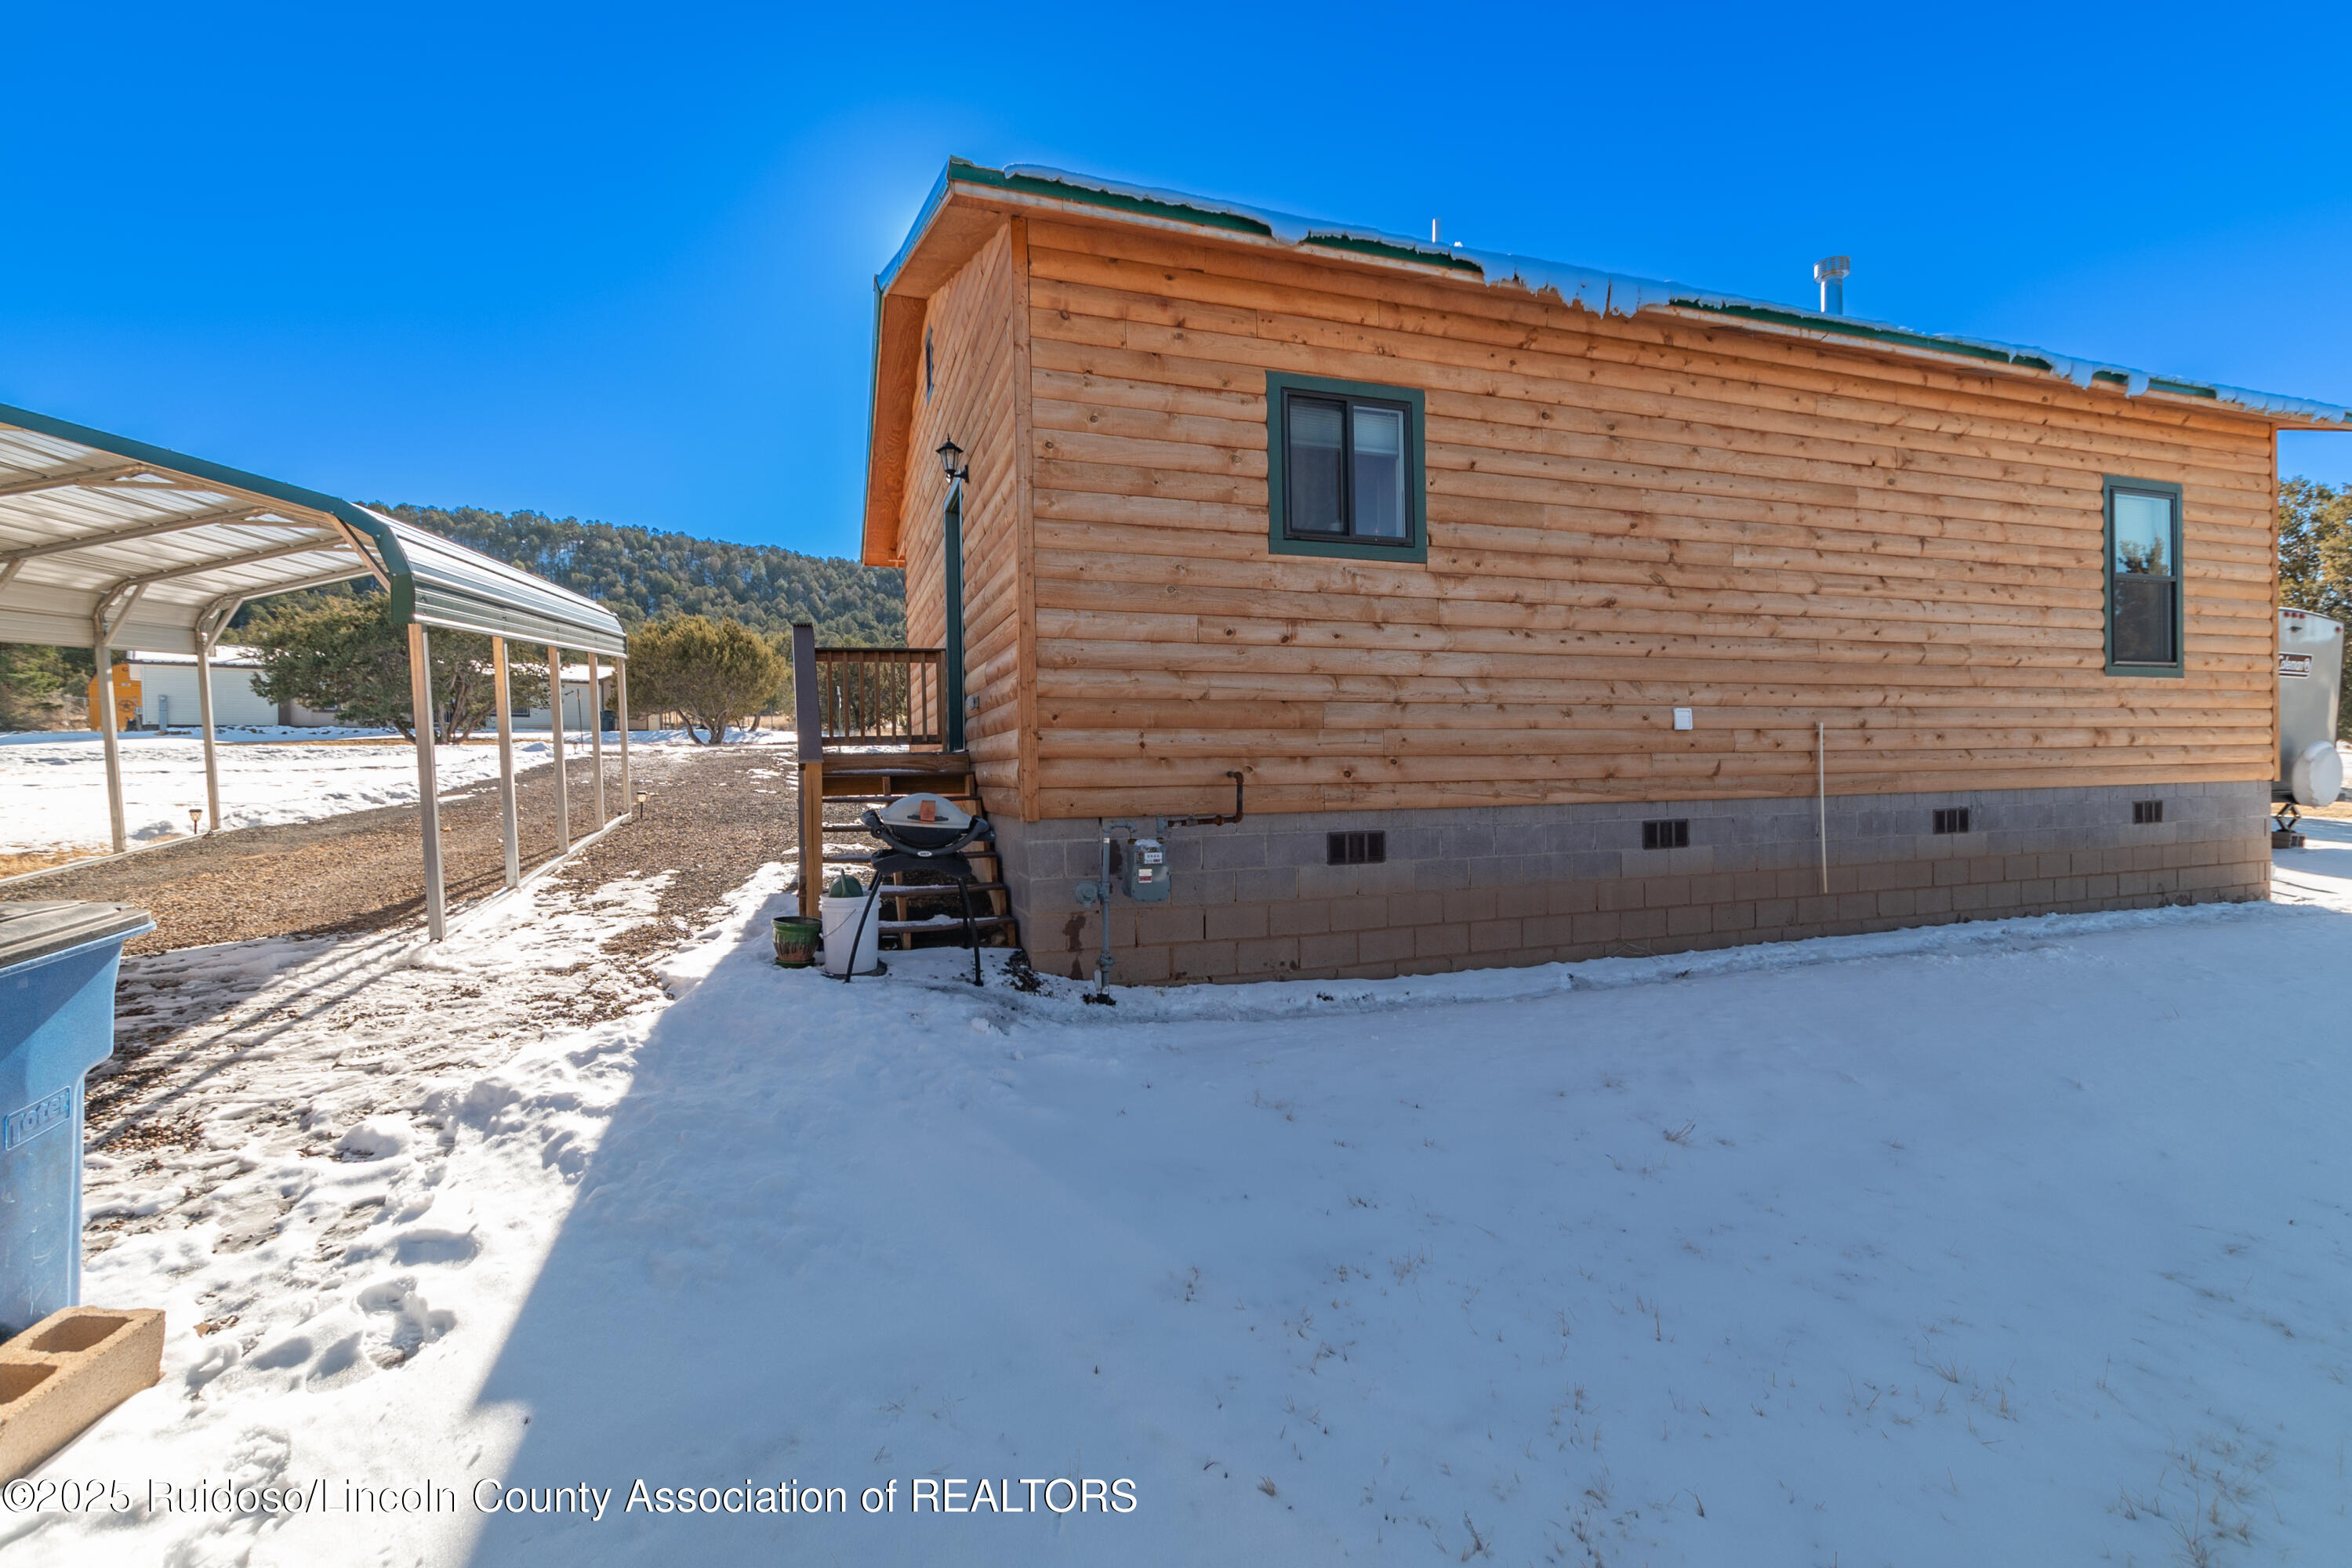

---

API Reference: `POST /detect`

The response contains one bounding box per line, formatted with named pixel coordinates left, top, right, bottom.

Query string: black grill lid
left=0, top=902, right=155, bottom=971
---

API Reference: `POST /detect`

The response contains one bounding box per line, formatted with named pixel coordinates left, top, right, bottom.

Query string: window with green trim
left=1265, top=372, right=1426, bottom=561
left=2104, top=476, right=2183, bottom=675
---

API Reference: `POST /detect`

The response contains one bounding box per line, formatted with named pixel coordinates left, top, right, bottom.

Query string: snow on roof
left=126, top=644, right=263, bottom=667
left=932, top=160, right=2352, bottom=430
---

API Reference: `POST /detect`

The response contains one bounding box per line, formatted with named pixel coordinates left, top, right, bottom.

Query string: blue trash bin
left=1, top=902, right=153, bottom=1339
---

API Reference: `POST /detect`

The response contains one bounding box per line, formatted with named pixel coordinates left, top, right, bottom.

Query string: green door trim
left=943, top=485, right=967, bottom=751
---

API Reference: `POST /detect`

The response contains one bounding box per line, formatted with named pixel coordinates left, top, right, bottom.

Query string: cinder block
left=1442, top=887, right=1498, bottom=924
left=1547, top=881, right=1599, bottom=916
left=1665, top=905, right=1711, bottom=937
left=1232, top=867, right=1300, bottom=905
left=1570, top=910, right=1623, bottom=946
left=1169, top=940, right=1239, bottom=980
left=1113, top=946, right=1174, bottom=985
left=1137, top=906, right=1205, bottom=946
left=1232, top=937, right=1301, bottom=976
left=1, top=1308, right=165, bottom=1483
left=1356, top=926, right=1416, bottom=965
left=1619, top=908, right=1668, bottom=941
left=1298, top=932, right=1359, bottom=971
left=1414, top=923, right=1470, bottom=959
left=1642, top=875, right=1693, bottom=909
left=1204, top=903, right=1268, bottom=942
left=1597, top=880, right=1646, bottom=913
left=1267, top=898, right=1331, bottom=937
left=1495, top=883, right=1549, bottom=920
left=1523, top=913, right=1577, bottom=946
left=1385, top=891, right=1446, bottom=928
left=1469, top=918, right=1523, bottom=953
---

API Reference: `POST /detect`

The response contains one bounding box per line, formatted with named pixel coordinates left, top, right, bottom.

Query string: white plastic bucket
left=820, top=891, right=882, bottom=976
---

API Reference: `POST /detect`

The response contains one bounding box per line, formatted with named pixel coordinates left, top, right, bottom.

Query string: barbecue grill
left=833, top=793, right=996, bottom=986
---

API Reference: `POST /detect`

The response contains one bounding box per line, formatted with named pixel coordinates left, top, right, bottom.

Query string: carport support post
left=547, top=644, right=570, bottom=853
left=408, top=622, right=446, bottom=941
left=93, top=631, right=127, bottom=853
left=615, top=658, right=632, bottom=814
left=589, top=652, right=607, bottom=826
left=196, top=630, right=221, bottom=831
left=492, top=636, right=519, bottom=889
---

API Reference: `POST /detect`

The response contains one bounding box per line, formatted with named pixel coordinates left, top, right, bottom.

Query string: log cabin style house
left=855, top=159, right=2352, bottom=985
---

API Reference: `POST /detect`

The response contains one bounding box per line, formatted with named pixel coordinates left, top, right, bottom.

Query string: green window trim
left=2103, top=474, right=2185, bottom=679
left=1265, top=371, right=1428, bottom=562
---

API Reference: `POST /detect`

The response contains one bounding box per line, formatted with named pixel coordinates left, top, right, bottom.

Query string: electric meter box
left=1123, top=837, right=1171, bottom=902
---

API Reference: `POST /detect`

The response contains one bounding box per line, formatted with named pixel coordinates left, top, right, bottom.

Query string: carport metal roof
left=0, top=401, right=626, bottom=659
left=0, top=400, right=636, bottom=942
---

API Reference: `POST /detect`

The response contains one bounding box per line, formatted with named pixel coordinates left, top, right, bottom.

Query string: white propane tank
left=2277, top=608, right=2346, bottom=806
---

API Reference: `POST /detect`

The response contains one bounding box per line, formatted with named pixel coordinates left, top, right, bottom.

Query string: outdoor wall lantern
left=935, top=439, right=969, bottom=485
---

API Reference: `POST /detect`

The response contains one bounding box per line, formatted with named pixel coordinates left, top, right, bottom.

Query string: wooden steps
left=878, top=914, right=1016, bottom=937
left=801, top=746, right=1019, bottom=956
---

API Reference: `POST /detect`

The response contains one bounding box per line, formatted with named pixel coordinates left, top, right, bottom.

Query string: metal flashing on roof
left=901, top=158, right=2352, bottom=430
left=0, top=402, right=626, bottom=658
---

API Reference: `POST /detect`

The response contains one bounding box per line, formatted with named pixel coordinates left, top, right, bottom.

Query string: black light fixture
left=935, top=438, right=969, bottom=485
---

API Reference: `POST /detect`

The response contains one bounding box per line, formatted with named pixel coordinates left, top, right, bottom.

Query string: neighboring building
left=858, top=161, right=2352, bottom=986
left=517, top=664, right=615, bottom=733
left=123, top=647, right=334, bottom=728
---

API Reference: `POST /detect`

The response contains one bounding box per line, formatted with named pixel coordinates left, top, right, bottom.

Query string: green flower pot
left=772, top=915, right=822, bottom=968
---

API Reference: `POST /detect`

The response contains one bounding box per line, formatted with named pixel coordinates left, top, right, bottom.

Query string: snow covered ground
left=0, top=728, right=786, bottom=853
left=8, top=856, right=2350, bottom=1566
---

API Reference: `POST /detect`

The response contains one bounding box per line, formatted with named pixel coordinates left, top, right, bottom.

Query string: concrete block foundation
left=992, top=782, right=2271, bottom=985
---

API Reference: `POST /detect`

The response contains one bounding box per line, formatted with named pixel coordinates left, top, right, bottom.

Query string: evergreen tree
left=625, top=615, right=789, bottom=745
left=376, top=504, right=904, bottom=645
left=245, top=599, right=547, bottom=744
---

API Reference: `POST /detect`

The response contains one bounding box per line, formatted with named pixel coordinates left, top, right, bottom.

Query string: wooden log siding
left=894, top=209, right=2278, bottom=821
left=898, top=220, right=1029, bottom=802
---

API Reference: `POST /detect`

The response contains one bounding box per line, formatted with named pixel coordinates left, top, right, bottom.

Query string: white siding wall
left=129, top=662, right=280, bottom=728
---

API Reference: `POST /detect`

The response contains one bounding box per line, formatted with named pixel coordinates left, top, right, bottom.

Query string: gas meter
left=1124, top=837, right=1170, bottom=902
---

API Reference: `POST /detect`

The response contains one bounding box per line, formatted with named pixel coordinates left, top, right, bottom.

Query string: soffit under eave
left=865, top=196, right=1018, bottom=568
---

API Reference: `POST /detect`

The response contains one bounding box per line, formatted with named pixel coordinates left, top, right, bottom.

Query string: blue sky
left=5, top=3, right=2350, bottom=559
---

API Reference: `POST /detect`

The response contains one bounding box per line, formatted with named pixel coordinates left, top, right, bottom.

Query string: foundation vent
left=1932, top=807, right=1972, bottom=835
left=1641, top=818, right=1690, bottom=851
left=1327, top=830, right=1386, bottom=866
left=2133, top=800, right=2164, bottom=825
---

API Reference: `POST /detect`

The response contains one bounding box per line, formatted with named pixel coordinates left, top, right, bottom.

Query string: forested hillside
left=379, top=504, right=904, bottom=644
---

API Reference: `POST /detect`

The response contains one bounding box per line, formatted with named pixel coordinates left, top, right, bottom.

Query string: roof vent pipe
left=1814, top=255, right=1850, bottom=316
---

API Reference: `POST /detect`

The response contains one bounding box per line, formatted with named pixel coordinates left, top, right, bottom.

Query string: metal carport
left=0, top=401, right=631, bottom=940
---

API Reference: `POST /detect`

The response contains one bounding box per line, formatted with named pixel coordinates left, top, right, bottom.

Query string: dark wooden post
left=793, top=622, right=822, bottom=916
